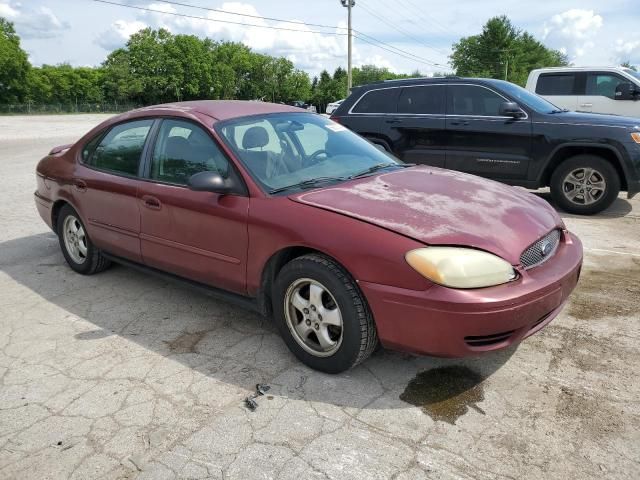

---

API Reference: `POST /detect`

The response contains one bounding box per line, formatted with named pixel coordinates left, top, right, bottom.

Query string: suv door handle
left=142, top=195, right=162, bottom=210
left=580, top=103, right=593, bottom=107
left=449, top=120, right=470, bottom=126
left=385, top=119, right=403, bottom=124
left=73, top=179, right=87, bottom=192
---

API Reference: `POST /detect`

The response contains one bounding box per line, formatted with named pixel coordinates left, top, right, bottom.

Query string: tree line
left=1, top=15, right=576, bottom=111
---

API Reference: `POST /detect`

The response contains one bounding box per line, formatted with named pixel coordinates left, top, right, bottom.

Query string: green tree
left=450, top=16, right=568, bottom=86
left=0, top=18, right=30, bottom=103
left=621, top=61, right=637, bottom=72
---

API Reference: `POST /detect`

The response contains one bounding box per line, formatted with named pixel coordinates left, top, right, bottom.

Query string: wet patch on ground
left=165, top=331, right=208, bottom=354
left=400, top=366, right=486, bottom=424
left=568, top=257, right=640, bottom=320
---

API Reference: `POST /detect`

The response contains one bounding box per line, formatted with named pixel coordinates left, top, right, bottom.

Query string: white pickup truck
left=526, top=67, right=640, bottom=117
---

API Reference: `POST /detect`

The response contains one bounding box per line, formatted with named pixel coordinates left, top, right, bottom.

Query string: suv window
left=536, top=74, right=576, bottom=95
left=586, top=73, right=628, bottom=99
left=398, top=85, right=445, bottom=114
left=150, top=119, right=229, bottom=185
left=448, top=85, right=504, bottom=116
left=352, top=88, right=397, bottom=114
left=86, top=119, right=153, bottom=176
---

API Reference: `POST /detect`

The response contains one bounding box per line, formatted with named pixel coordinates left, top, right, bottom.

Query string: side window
left=352, top=88, right=398, bottom=114
left=150, top=119, right=230, bottom=185
left=448, top=85, right=504, bottom=116
left=398, top=85, right=445, bottom=114
left=88, top=119, right=153, bottom=175
left=536, top=74, right=576, bottom=95
left=586, top=73, right=627, bottom=99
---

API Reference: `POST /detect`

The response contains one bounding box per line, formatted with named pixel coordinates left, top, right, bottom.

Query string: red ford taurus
left=34, top=101, right=583, bottom=373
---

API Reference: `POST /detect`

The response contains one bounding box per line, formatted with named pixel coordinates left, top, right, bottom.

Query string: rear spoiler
left=49, top=143, right=73, bottom=155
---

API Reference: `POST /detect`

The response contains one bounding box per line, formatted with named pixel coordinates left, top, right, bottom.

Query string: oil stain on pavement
left=165, top=331, right=208, bottom=354
left=400, top=365, right=486, bottom=424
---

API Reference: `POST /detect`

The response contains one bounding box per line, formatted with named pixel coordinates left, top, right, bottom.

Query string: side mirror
left=499, top=101, right=526, bottom=118
left=615, top=82, right=639, bottom=101
left=188, top=171, right=236, bottom=195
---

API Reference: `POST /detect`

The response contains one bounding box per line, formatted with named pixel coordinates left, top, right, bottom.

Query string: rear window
left=352, top=88, right=397, bottom=114
left=536, top=74, right=576, bottom=95
left=398, top=85, right=445, bottom=114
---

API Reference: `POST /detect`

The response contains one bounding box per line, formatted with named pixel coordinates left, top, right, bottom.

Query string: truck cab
left=526, top=67, right=640, bottom=117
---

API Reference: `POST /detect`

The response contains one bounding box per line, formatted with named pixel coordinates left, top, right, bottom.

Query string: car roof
left=131, top=100, right=304, bottom=122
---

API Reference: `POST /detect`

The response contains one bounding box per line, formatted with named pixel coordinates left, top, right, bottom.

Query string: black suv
left=331, top=77, right=640, bottom=214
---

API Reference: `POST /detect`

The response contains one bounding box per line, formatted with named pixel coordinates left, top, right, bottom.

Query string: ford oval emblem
left=540, top=241, right=552, bottom=257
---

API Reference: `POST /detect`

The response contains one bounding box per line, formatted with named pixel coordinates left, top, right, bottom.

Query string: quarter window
left=86, top=119, right=153, bottom=175
left=535, top=74, right=576, bottom=95
left=398, top=85, right=445, bottom=114
left=447, top=85, right=504, bottom=116
left=352, top=88, right=398, bottom=114
left=150, top=119, right=230, bottom=185
left=586, top=73, right=627, bottom=99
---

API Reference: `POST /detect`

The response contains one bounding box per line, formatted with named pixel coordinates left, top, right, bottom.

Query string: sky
left=1, top=0, right=639, bottom=77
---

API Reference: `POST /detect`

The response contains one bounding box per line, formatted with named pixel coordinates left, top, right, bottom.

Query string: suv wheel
left=550, top=155, right=620, bottom=215
left=273, top=254, right=378, bottom=373
left=56, top=204, right=111, bottom=275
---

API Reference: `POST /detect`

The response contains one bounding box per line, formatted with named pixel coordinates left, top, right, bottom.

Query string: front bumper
left=360, top=231, right=583, bottom=357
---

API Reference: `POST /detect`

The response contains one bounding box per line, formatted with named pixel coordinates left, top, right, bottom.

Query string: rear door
left=393, top=84, right=447, bottom=167
left=77, top=119, right=154, bottom=262
left=534, top=72, right=579, bottom=111
left=445, top=84, right=532, bottom=180
left=137, top=118, right=249, bottom=294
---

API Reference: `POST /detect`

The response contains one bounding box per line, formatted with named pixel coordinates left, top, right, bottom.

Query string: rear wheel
left=550, top=155, right=620, bottom=215
left=56, top=204, right=111, bottom=275
left=273, top=254, right=378, bottom=373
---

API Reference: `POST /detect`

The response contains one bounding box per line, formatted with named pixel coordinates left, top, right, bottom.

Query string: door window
left=352, top=88, right=398, bottom=113
left=150, top=119, right=230, bottom=185
left=86, top=119, right=153, bottom=175
left=398, top=85, right=445, bottom=114
left=586, top=73, right=628, bottom=99
left=535, top=74, right=576, bottom=95
left=447, top=85, right=505, bottom=116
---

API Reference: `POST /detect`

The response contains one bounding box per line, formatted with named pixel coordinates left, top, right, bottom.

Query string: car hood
left=290, top=167, right=563, bottom=265
left=545, top=110, right=640, bottom=129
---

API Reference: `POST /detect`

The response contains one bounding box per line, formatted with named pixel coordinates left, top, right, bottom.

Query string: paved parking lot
left=1, top=115, right=639, bottom=479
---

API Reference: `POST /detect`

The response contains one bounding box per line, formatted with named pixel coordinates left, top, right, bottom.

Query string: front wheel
left=550, top=155, right=620, bottom=215
left=273, top=254, right=378, bottom=373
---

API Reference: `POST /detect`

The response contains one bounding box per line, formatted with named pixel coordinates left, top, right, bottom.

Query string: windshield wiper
left=348, top=162, right=414, bottom=179
left=268, top=176, right=345, bottom=194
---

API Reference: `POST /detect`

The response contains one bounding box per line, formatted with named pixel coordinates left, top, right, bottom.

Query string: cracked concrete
left=1, top=114, right=639, bottom=479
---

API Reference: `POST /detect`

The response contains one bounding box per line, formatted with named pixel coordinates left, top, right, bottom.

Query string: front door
left=137, top=118, right=249, bottom=294
left=76, top=118, right=155, bottom=262
left=581, top=71, right=640, bottom=116
left=445, top=84, right=532, bottom=181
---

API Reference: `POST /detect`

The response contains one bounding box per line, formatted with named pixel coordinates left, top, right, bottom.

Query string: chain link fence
left=0, top=103, right=140, bottom=115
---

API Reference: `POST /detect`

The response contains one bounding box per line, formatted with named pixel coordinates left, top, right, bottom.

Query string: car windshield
left=490, top=80, right=562, bottom=113
left=216, top=112, right=400, bottom=193
left=622, top=68, right=640, bottom=82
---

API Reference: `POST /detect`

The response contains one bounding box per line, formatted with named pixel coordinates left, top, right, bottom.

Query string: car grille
left=520, top=229, right=561, bottom=269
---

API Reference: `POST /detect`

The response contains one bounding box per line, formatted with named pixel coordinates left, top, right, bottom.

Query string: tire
left=56, top=204, right=111, bottom=275
left=550, top=155, right=620, bottom=215
left=272, top=254, right=378, bottom=373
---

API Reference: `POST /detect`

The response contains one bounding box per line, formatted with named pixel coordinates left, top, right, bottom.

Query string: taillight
left=330, top=115, right=341, bottom=123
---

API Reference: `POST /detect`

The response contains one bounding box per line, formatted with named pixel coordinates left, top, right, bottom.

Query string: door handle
left=73, top=179, right=87, bottom=192
left=385, top=119, right=403, bottom=124
left=449, top=120, right=470, bottom=126
left=580, top=103, right=593, bottom=107
left=141, top=195, right=162, bottom=210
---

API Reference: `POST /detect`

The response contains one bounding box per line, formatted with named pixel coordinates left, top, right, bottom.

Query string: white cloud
left=543, top=9, right=603, bottom=60
left=0, top=1, right=69, bottom=39
left=95, top=2, right=348, bottom=75
left=614, top=38, right=640, bottom=64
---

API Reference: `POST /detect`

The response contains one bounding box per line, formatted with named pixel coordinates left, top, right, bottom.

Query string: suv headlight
left=405, top=247, right=517, bottom=289
left=631, top=132, right=640, bottom=143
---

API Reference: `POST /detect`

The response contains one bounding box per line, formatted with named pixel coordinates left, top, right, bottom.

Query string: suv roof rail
left=365, top=75, right=461, bottom=85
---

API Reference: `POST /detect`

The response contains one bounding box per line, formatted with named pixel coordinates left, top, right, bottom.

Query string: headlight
left=631, top=132, right=640, bottom=143
left=405, top=247, right=517, bottom=289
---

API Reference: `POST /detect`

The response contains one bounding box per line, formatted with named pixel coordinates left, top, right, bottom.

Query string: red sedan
left=34, top=101, right=583, bottom=373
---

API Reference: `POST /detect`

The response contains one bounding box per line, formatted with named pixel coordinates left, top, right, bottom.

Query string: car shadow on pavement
left=1, top=232, right=517, bottom=414
left=534, top=191, right=633, bottom=219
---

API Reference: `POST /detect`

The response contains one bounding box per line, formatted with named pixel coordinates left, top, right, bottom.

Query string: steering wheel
left=306, top=149, right=329, bottom=166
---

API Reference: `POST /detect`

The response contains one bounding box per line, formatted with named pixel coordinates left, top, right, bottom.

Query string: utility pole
left=341, top=0, right=355, bottom=95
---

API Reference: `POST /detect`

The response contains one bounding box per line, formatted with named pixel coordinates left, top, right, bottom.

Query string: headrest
left=242, top=126, right=269, bottom=149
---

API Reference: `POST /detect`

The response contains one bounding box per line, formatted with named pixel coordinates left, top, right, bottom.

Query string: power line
left=354, top=31, right=446, bottom=67
left=92, top=0, right=349, bottom=35
left=395, top=0, right=451, bottom=36
left=353, top=33, right=445, bottom=67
